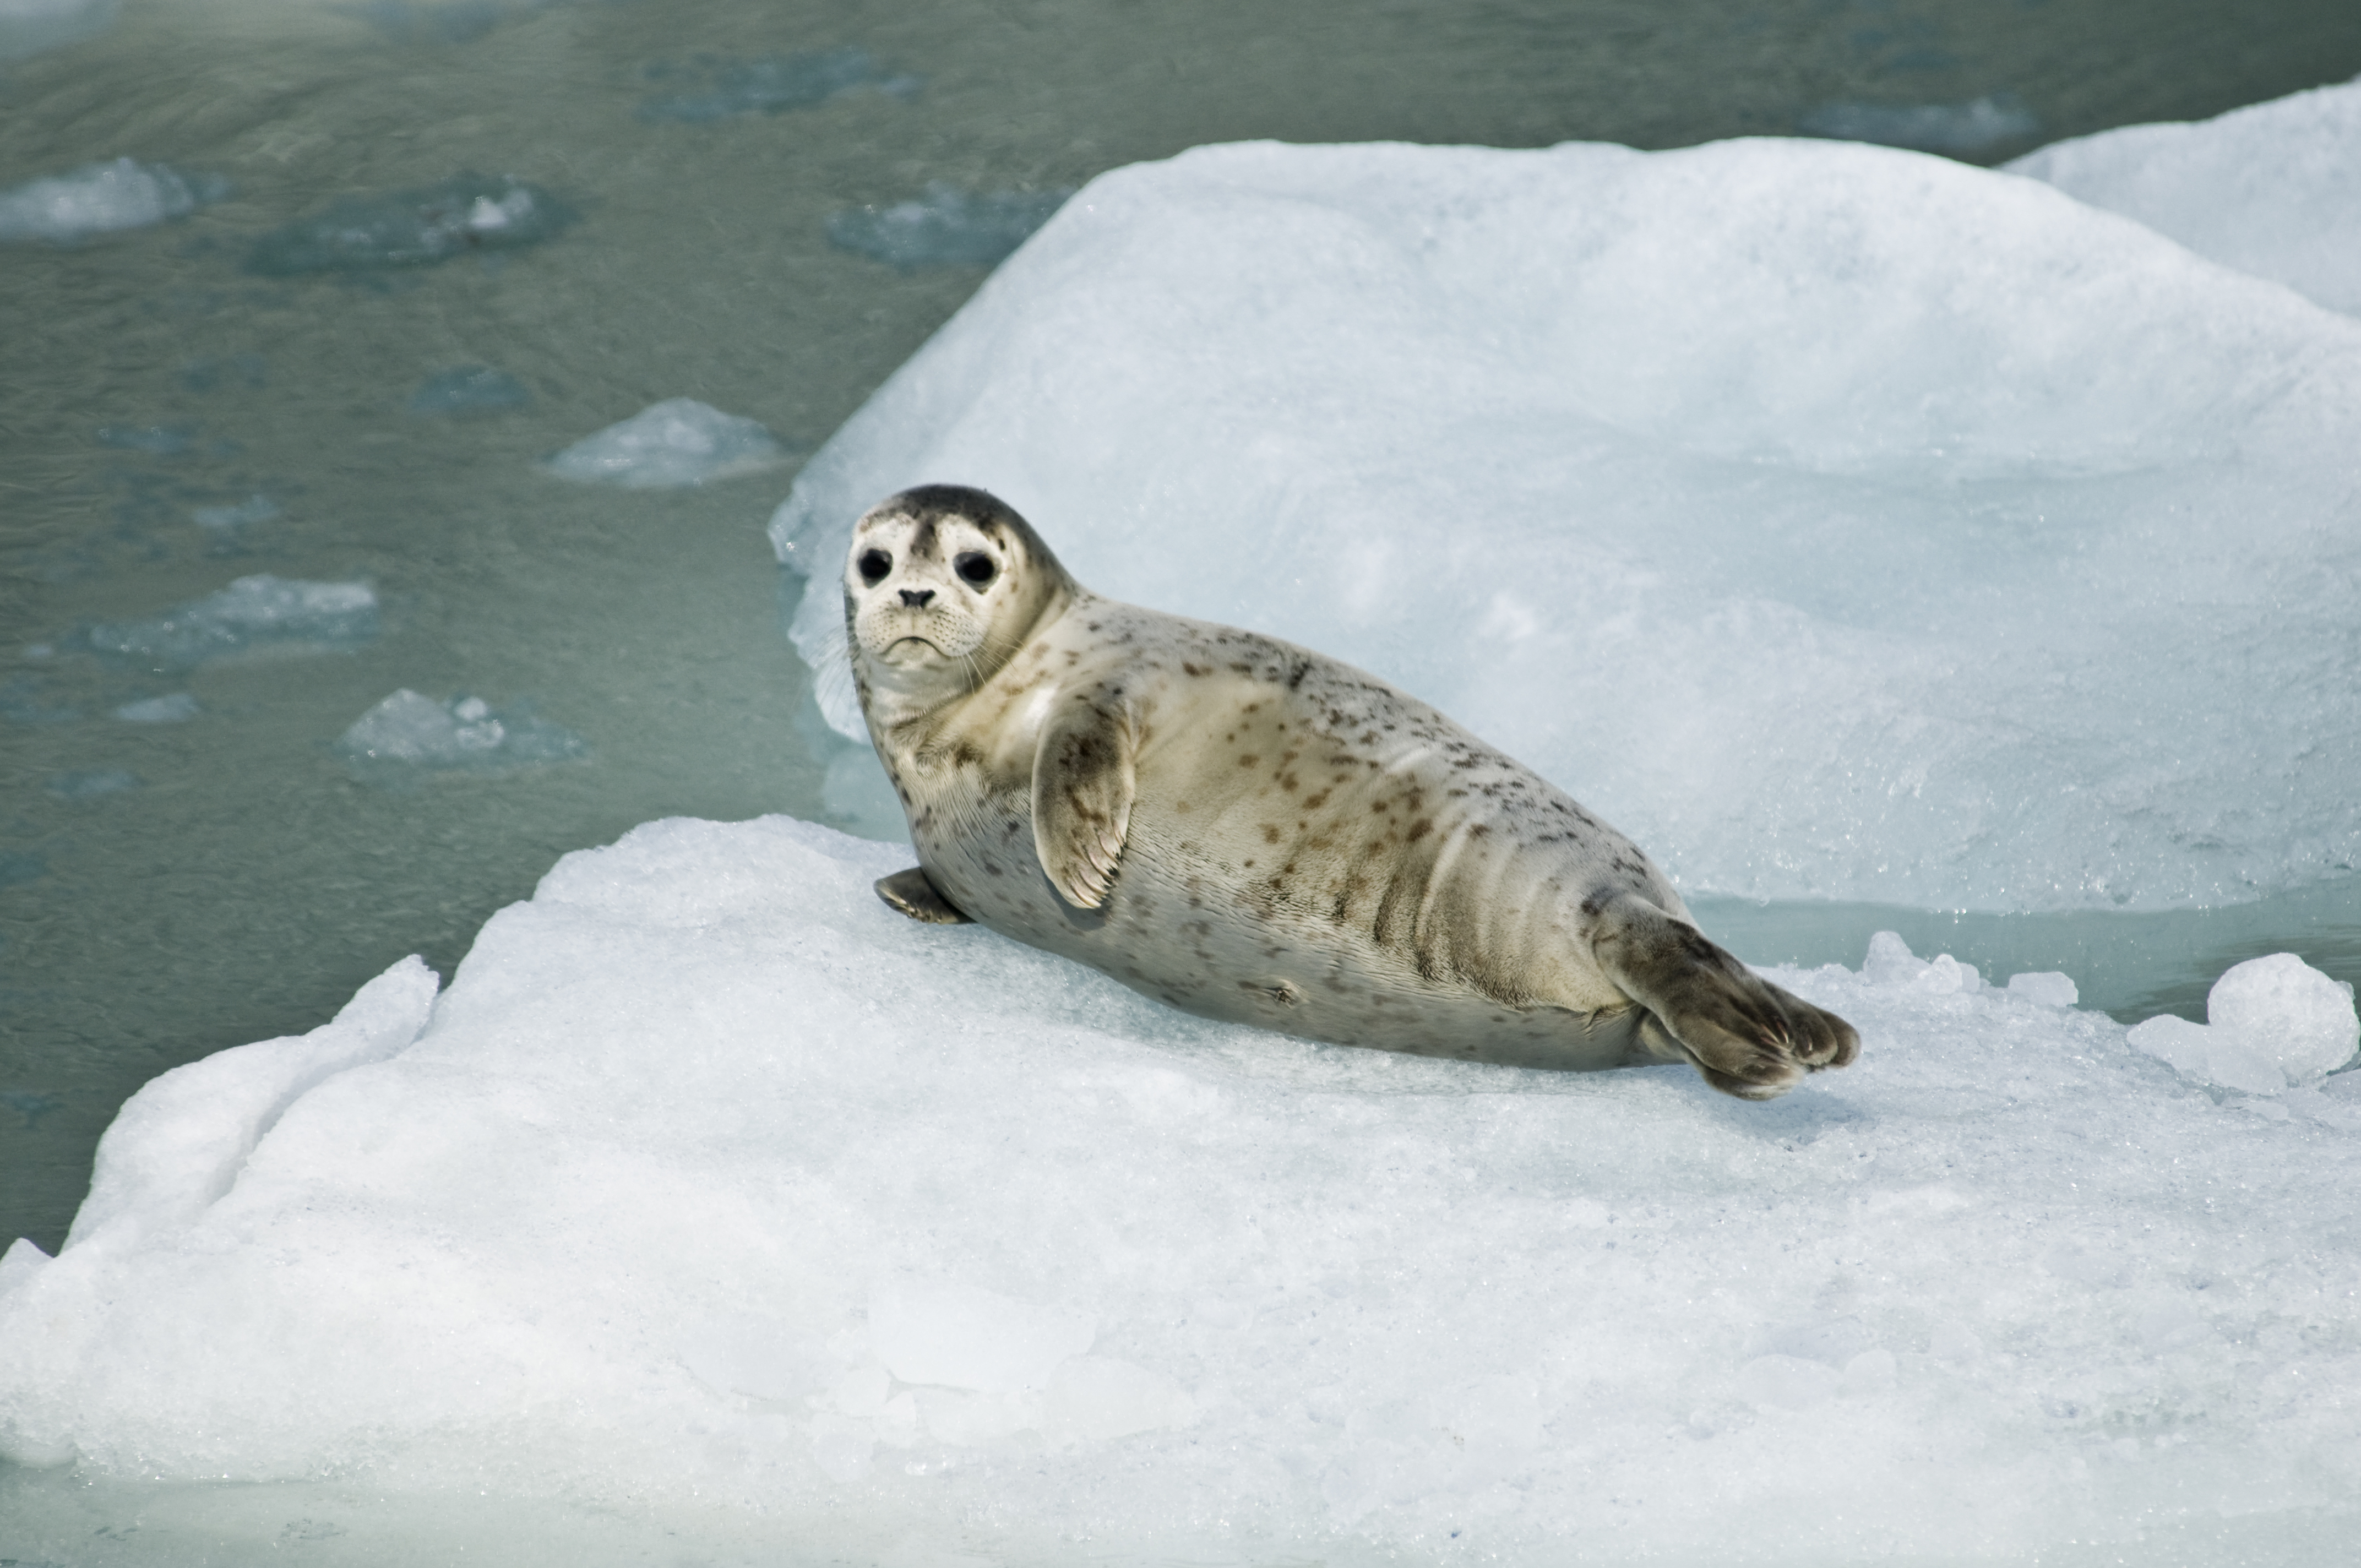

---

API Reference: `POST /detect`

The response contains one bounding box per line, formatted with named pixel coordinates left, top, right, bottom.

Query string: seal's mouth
left=879, top=634, right=945, bottom=662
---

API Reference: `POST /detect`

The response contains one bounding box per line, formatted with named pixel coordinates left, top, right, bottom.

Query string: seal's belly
left=914, top=746, right=1658, bottom=1071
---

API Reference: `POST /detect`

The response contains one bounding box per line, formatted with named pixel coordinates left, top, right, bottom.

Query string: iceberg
left=246, top=171, right=575, bottom=275
left=542, top=397, right=788, bottom=488
left=80, top=574, right=378, bottom=668
left=0, top=156, right=222, bottom=244
left=4, top=816, right=2358, bottom=1563
left=770, top=134, right=2361, bottom=914
left=2006, top=74, right=2361, bottom=317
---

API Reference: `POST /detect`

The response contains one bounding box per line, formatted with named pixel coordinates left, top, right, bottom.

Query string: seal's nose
left=899, top=588, right=935, bottom=608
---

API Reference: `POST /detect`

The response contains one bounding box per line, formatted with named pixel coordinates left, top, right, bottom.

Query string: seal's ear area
left=1032, top=698, right=1138, bottom=911
left=1584, top=894, right=1860, bottom=1100
left=874, top=867, right=973, bottom=925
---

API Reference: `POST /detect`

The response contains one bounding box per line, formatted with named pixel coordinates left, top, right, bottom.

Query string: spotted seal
left=842, top=484, right=1858, bottom=1099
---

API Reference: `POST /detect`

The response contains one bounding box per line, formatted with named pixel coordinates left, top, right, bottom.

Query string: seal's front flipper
left=1032, top=698, right=1137, bottom=910
left=875, top=867, right=973, bottom=925
left=1586, top=893, right=1859, bottom=1100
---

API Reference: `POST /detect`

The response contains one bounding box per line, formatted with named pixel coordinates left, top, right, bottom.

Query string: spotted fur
left=844, top=486, right=1857, bottom=1099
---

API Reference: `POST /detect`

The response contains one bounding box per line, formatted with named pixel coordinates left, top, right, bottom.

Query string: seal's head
left=844, top=485, right=1072, bottom=710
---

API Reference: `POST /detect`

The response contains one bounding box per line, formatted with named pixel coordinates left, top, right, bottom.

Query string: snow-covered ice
left=245, top=171, right=574, bottom=274
left=80, top=574, right=378, bottom=667
left=828, top=184, right=1073, bottom=269
left=1798, top=93, right=2039, bottom=154
left=637, top=46, right=917, bottom=123
left=771, top=132, right=2361, bottom=915
left=338, top=689, right=586, bottom=777
left=3, top=818, right=2357, bottom=1563
left=542, top=396, right=787, bottom=487
left=2008, top=73, right=2361, bottom=317
left=409, top=363, right=529, bottom=415
left=0, top=156, right=222, bottom=244
left=2126, top=952, right=2359, bottom=1096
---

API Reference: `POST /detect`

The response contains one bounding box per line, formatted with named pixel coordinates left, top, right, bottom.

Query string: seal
left=843, top=484, right=1858, bottom=1099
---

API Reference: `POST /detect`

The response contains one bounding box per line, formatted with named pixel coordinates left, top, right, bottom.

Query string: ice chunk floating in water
left=828, top=183, right=1071, bottom=269
left=338, top=689, right=585, bottom=778
left=771, top=136, right=2361, bottom=914
left=543, top=397, right=787, bottom=487
left=80, top=575, right=377, bottom=668
left=5, top=816, right=2361, bottom=1562
left=0, top=157, right=223, bottom=244
left=246, top=171, right=574, bottom=274
left=2127, top=952, right=2359, bottom=1095
left=637, top=46, right=916, bottom=123
left=1797, top=93, right=2039, bottom=154
left=2008, top=73, right=2361, bottom=317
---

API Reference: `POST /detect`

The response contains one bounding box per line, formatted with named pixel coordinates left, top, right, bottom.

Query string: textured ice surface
left=828, top=184, right=1071, bottom=269
left=246, top=172, right=575, bottom=274
left=2008, top=74, right=2361, bottom=317
left=110, top=692, right=199, bottom=723
left=338, top=689, right=586, bottom=777
left=409, top=363, right=529, bottom=415
left=770, top=138, right=2361, bottom=913
left=0, top=0, right=117, bottom=62
left=637, top=46, right=916, bottom=123
left=542, top=396, right=787, bottom=487
left=3, top=817, right=2358, bottom=1562
left=1798, top=94, right=2039, bottom=154
left=2128, top=953, right=2360, bottom=1095
left=81, top=575, right=378, bottom=668
left=0, top=156, right=222, bottom=243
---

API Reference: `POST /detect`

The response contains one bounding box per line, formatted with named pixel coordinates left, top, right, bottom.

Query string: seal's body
left=845, top=485, right=1857, bottom=1099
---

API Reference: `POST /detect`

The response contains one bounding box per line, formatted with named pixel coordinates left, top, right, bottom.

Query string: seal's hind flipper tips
left=875, top=868, right=973, bottom=924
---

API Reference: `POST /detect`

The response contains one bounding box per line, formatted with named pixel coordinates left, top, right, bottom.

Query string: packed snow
left=771, top=130, right=2361, bottom=915
left=542, top=396, right=787, bottom=487
left=80, top=574, right=378, bottom=667
left=245, top=171, right=574, bottom=274
left=0, top=156, right=222, bottom=244
left=637, top=46, right=917, bottom=123
left=1797, top=93, right=2038, bottom=154
left=828, top=184, right=1073, bottom=269
left=409, top=363, right=530, bottom=415
left=2007, top=73, right=2361, bottom=318
left=337, top=689, right=586, bottom=778
left=2, top=818, right=2356, bottom=1564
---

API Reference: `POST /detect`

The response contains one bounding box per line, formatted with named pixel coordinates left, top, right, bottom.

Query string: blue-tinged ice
left=245, top=172, right=575, bottom=275
left=0, top=0, right=118, bottom=63
left=81, top=575, right=378, bottom=668
left=1797, top=93, right=2038, bottom=154
left=637, top=46, right=917, bottom=123
left=770, top=134, right=2361, bottom=914
left=542, top=397, right=787, bottom=488
left=337, top=690, right=586, bottom=777
left=189, top=494, right=278, bottom=532
left=409, top=364, right=530, bottom=415
left=112, top=692, right=199, bottom=723
left=827, top=183, right=1071, bottom=269
left=0, top=157, right=224, bottom=244
left=2008, top=73, right=2361, bottom=316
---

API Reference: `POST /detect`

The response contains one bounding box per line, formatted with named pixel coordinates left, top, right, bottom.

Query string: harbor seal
left=844, top=484, right=1858, bottom=1100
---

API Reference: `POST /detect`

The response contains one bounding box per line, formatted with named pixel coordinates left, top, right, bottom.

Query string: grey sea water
left=4, top=0, right=2359, bottom=1270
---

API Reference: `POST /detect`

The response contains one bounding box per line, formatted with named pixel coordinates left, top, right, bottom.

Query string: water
left=4, top=0, right=2359, bottom=1287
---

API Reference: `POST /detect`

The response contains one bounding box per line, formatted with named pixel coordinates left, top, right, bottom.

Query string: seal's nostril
left=899, top=588, right=935, bottom=608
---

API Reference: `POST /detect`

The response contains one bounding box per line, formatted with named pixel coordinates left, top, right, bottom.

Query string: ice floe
left=337, top=689, right=586, bottom=777
left=0, top=157, right=223, bottom=244
left=111, top=692, right=199, bottom=723
left=542, top=397, right=787, bottom=488
left=246, top=172, right=575, bottom=275
left=81, top=575, right=378, bottom=668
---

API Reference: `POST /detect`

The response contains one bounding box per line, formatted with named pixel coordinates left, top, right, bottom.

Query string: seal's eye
left=955, top=552, right=997, bottom=587
left=857, top=549, right=891, bottom=585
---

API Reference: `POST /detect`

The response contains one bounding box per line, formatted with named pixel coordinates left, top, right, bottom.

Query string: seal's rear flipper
left=875, top=868, right=973, bottom=925
left=1587, top=894, right=1858, bottom=1099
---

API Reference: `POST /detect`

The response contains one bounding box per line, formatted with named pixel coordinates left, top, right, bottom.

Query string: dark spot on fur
left=1239, top=755, right=1260, bottom=767
left=1261, top=824, right=1281, bottom=844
